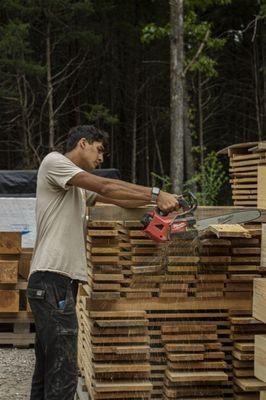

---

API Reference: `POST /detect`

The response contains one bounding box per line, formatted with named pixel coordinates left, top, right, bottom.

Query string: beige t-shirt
left=30, top=151, right=97, bottom=281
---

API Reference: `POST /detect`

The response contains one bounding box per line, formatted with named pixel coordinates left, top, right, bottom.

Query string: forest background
left=0, top=0, right=265, bottom=205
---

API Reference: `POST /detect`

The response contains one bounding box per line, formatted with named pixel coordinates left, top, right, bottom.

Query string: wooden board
left=258, top=166, right=266, bottom=209
left=0, top=290, right=19, bottom=312
left=235, top=378, right=266, bottom=392
left=255, top=335, right=266, bottom=383
left=253, top=279, right=266, bottom=324
left=205, top=224, right=251, bottom=238
left=0, top=232, right=21, bottom=254
left=261, top=224, right=266, bottom=268
left=165, top=370, right=228, bottom=383
left=0, top=260, right=18, bottom=283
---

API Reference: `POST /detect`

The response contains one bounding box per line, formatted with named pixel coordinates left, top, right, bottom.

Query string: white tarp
left=0, top=197, right=36, bottom=248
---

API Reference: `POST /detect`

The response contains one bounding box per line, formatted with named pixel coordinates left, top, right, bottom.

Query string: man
left=27, top=125, right=179, bottom=400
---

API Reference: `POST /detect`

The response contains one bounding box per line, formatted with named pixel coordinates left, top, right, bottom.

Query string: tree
left=169, top=0, right=184, bottom=193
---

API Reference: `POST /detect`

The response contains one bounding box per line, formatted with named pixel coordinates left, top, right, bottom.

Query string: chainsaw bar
left=195, top=209, right=261, bottom=231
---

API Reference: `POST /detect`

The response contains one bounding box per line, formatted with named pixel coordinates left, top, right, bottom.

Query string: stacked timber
left=77, top=296, right=152, bottom=400
left=0, top=232, right=34, bottom=346
left=253, top=277, right=266, bottom=400
left=218, top=141, right=266, bottom=207
left=229, top=310, right=266, bottom=399
left=78, top=205, right=266, bottom=400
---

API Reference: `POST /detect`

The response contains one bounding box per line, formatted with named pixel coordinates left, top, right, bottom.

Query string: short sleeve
left=86, top=190, right=97, bottom=206
left=44, top=152, right=84, bottom=190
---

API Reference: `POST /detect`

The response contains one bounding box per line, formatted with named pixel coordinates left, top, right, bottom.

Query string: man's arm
left=94, top=194, right=150, bottom=208
left=68, top=171, right=179, bottom=212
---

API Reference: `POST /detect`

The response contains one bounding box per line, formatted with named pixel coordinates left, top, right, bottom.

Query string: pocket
left=27, top=288, right=46, bottom=300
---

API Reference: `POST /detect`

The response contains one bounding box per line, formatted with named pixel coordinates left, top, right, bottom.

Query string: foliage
left=150, top=172, right=172, bottom=193
left=85, top=104, right=119, bottom=127
left=185, top=152, right=228, bottom=206
left=141, top=23, right=169, bottom=44
left=141, top=2, right=228, bottom=77
left=0, top=20, right=44, bottom=75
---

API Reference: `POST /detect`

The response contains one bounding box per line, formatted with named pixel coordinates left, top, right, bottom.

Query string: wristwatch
left=151, top=187, right=160, bottom=203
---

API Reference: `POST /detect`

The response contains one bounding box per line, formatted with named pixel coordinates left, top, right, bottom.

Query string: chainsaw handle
left=155, top=208, right=171, bottom=217
left=155, top=192, right=197, bottom=217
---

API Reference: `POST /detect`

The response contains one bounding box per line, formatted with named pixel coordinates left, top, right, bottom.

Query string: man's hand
left=156, top=191, right=179, bottom=212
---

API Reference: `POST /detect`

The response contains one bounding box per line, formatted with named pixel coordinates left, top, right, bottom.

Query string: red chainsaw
left=141, top=192, right=261, bottom=243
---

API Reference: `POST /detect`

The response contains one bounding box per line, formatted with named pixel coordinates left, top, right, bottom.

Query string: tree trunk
left=145, top=124, right=150, bottom=187
left=253, top=38, right=262, bottom=141
left=183, top=82, right=195, bottom=184
left=198, top=71, right=204, bottom=171
left=46, top=21, right=55, bottom=151
left=169, top=0, right=184, bottom=194
left=16, top=74, right=30, bottom=168
left=261, top=20, right=266, bottom=134
left=131, top=101, right=137, bottom=183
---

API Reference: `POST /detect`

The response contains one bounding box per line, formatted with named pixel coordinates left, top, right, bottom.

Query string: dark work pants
left=27, top=271, right=79, bottom=400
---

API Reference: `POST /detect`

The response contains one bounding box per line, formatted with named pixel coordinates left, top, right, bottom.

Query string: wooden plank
left=233, top=195, right=257, bottom=200
left=230, top=159, right=262, bottom=167
left=235, top=343, right=254, bottom=352
left=230, top=165, right=258, bottom=172
left=253, top=279, right=266, bottom=323
left=167, top=361, right=226, bottom=371
left=205, top=225, right=251, bottom=238
left=232, top=153, right=261, bottom=161
left=161, top=324, right=216, bottom=333
left=93, top=274, right=124, bottom=282
left=165, top=344, right=205, bottom=352
left=86, top=297, right=252, bottom=311
left=0, top=290, right=19, bottom=312
left=93, top=381, right=153, bottom=392
left=94, top=363, right=150, bottom=373
left=88, top=229, right=118, bottom=237
left=258, top=166, right=266, bottom=208
left=95, top=319, right=148, bottom=328
left=89, top=311, right=147, bottom=318
left=255, top=335, right=266, bottom=382
left=0, top=261, right=18, bottom=283
left=235, top=378, right=266, bottom=392
left=165, top=370, right=228, bottom=383
left=234, top=201, right=258, bottom=205
left=0, top=232, right=21, bottom=254
left=261, top=224, right=266, bottom=268
left=168, top=353, right=204, bottom=362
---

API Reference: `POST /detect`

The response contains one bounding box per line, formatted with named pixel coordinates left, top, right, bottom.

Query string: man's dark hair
left=65, top=125, right=109, bottom=152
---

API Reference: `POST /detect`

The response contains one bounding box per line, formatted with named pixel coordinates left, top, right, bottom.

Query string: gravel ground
left=0, top=348, right=35, bottom=400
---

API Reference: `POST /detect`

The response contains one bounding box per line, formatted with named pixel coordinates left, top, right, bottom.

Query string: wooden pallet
left=0, top=311, right=35, bottom=346
left=219, top=142, right=266, bottom=207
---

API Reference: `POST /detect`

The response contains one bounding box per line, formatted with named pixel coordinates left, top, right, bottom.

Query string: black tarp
left=0, top=169, right=121, bottom=197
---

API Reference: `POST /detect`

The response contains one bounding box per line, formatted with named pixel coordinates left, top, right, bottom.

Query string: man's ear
left=79, top=138, right=87, bottom=149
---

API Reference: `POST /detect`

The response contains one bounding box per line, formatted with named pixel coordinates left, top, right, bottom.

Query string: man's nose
left=98, top=154, right=103, bottom=163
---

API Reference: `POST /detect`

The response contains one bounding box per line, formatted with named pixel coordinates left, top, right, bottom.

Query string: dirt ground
left=0, top=348, right=35, bottom=400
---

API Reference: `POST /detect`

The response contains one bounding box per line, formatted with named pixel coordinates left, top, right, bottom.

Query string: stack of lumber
left=230, top=310, right=266, bottom=399
left=0, top=231, right=34, bottom=346
left=253, top=277, right=266, bottom=400
left=77, top=296, right=152, bottom=400
left=218, top=141, right=266, bottom=207
left=86, top=221, right=122, bottom=300
left=78, top=205, right=266, bottom=400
